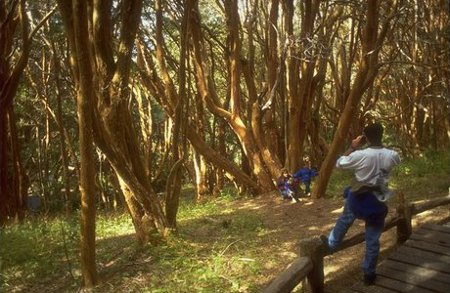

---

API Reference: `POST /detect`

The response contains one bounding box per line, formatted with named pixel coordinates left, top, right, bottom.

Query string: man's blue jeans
left=327, top=198, right=384, bottom=275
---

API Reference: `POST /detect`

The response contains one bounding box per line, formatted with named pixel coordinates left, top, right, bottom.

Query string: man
left=321, top=123, right=401, bottom=285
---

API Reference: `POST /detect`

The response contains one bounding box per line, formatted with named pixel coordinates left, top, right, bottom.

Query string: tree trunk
left=135, top=4, right=265, bottom=194
left=71, top=0, right=98, bottom=287
left=214, top=117, right=226, bottom=195
left=188, top=0, right=274, bottom=192
left=287, top=0, right=322, bottom=172
left=53, top=42, right=72, bottom=215
left=265, top=0, right=280, bottom=156
left=0, top=0, right=49, bottom=225
left=193, top=150, right=209, bottom=200
left=8, top=107, right=29, bottom=222
left=58, top=0, right=170, bottom=242
left=283, top=0, right=297, bottom=169
left=0, top=109, right=9, bottom=225
left=117, top=175, right=153, bottom=243
left=313, top=0, right=397, bottom=198
left=193, top=87, right=208, bottom=199
left=314, top=71, right=369, bottom=198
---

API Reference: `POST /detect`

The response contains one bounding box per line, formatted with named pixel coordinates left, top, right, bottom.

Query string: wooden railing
left=261, top=194, right=450, bottom=293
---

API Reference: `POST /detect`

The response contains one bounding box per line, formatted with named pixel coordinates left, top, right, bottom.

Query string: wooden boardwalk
left=343, top=222, right=450, bottom=293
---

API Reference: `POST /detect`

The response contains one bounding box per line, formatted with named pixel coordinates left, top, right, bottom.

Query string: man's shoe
left=363, top=273, right=377, bottom=286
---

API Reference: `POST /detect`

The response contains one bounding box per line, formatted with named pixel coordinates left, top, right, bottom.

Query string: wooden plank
left=404, top=239, right=450, bottom=256
left=421, top=223, right=450, bottom=234
left=415, top=226, right=450, bottom=238
left=374, top=275, right=435, bottom=293
left=412, top=196, right=450, bottom=215
left=388, top=250, right=450, bottom=274
left=339, top=289, right=360, bottom=293
left=337, top=223, right=450, bottom=293
left=411, top=229, right=450, bottom=247
left=414, top=225, right=450, bottom=238
left=382, top=259, right=450, bottom=284
left=261, top=257, right=313, bottom=293
left=377, top=266, right=450, bottom=292
left=348, top=281, right=399, bottom=293
left=395, top=245, right=450, bottom=264
left=414, top=228, right=450, bottom=242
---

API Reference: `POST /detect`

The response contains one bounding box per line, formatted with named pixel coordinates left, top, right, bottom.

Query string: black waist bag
left=344, top=187, right=388, bottom=226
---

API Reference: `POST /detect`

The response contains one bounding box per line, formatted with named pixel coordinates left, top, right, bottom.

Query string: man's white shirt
left=336, top=147, right=401, bottom=201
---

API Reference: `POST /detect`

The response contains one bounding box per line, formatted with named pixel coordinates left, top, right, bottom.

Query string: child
left=293, top=158, right=318, bottom=196
left=276, top=169, right=299, bottom=202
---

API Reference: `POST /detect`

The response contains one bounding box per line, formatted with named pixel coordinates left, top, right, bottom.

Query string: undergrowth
left=1, top=151, right=448, bottom=292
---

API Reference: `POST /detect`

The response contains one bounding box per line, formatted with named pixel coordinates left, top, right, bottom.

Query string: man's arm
left=342, top=135, right=366, bottom=156
left=336, top=135, right=366, bottom=169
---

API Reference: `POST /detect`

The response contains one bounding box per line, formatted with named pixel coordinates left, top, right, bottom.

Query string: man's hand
left=350, top=135, right=366, bottom=149
left=342, top=135, right=366, bottom=156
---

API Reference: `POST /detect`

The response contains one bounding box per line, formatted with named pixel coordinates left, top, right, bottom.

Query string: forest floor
left=221, top=190, right=450, bottom=292
left=16, top=189, right=449, bottom=293
left=4, top=155, right=449, bottom=293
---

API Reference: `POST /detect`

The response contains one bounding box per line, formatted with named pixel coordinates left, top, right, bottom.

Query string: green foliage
left=1, top=195, right=267, bottom=292
left=394, top=150, right=449, bottom=177
left=0, top=217, right=80, bottom=291
left=324, top=169, right=354, bottom=198
left=390, top=150, right=450, bottom=199
left=217, top=186, right=251, bottom=201
left=144, top=203, right=266, bottom=293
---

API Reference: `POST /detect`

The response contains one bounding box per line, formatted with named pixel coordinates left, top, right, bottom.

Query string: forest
left=1, top=0, right=449, bottom=292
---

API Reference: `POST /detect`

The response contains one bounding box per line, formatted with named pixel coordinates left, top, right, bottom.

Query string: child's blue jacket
left=293, top=167, right=318, bottom=183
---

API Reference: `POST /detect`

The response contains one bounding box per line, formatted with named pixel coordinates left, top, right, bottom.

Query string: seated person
left=276, top=169, right=300, bottom=202
left=293, top=158, right=318, bottom=196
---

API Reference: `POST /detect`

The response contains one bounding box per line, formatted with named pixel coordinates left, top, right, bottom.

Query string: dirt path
left=224, top=191, right=450, bottom=292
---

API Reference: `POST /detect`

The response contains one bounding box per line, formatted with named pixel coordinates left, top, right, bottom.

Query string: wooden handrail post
left=396, top=191, right=412, bottom=243
left=260, top=257, right=313, bottom=293
left=299, top=237, right=324, bottom=293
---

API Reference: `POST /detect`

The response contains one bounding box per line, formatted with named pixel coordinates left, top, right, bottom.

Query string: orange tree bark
left=136, top=1, right=264, bottom=194
left=59, top=0, right=98, bottom=287
left=265, top=0, right=280, bottom=156
left=136, top=39, right=262, bottom=194
left=159, top=0, right=188, bottom=228
left=381, top=0, right=449, bottom=154
left=58, top=0, right=169, bottom=243
left=272, top=0, right=341, bottom=173
left=313, top=0, right=400, bottom=198
left=187, top=0, right=275, bottom=192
